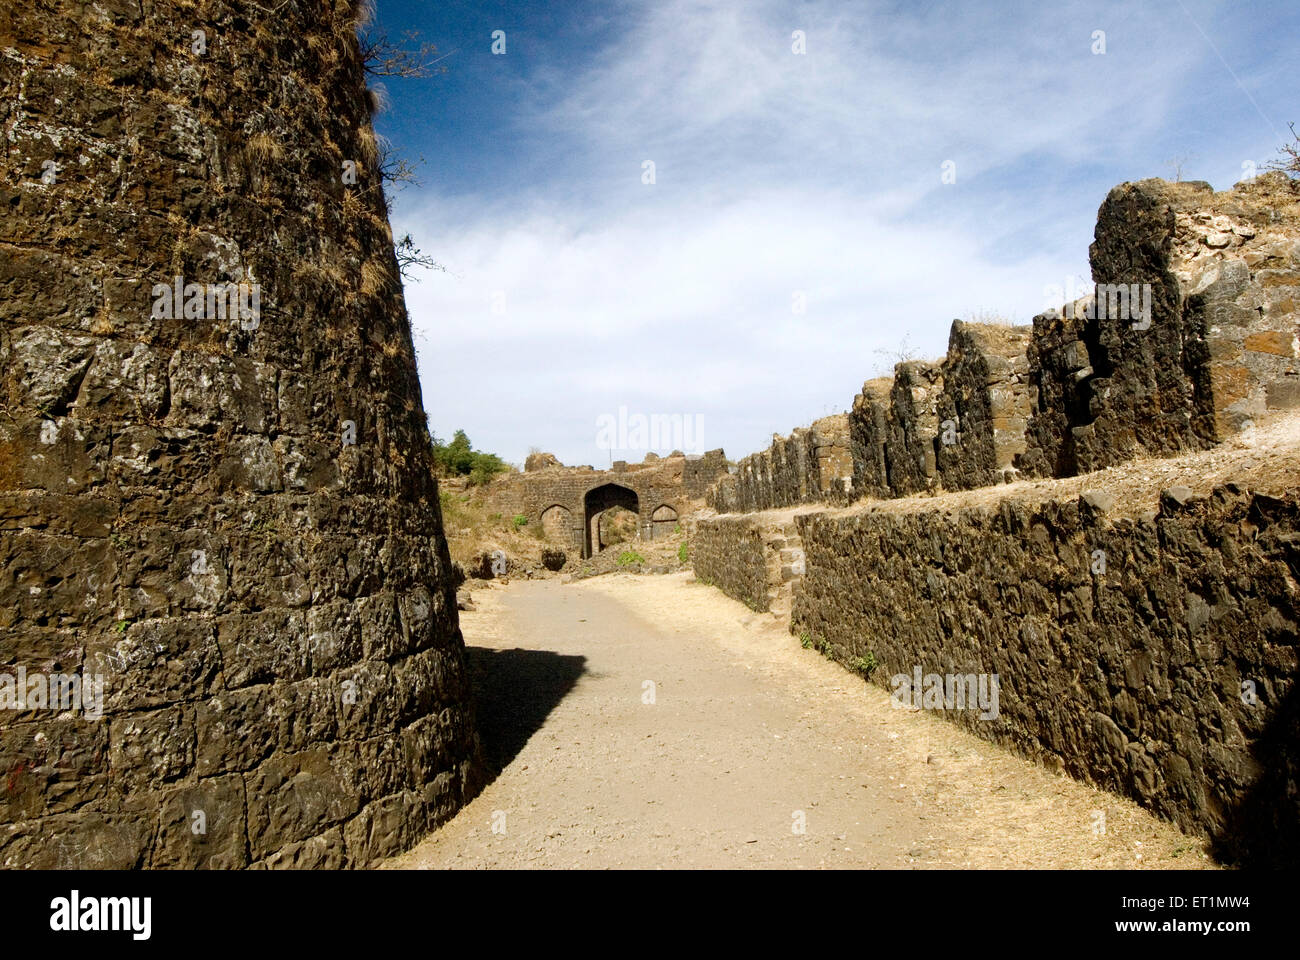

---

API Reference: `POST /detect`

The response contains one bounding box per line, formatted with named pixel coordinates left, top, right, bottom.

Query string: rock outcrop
left=524, top=451, right=562, bottom=472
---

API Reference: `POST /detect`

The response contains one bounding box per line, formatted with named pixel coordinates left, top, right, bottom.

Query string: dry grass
left=305, top=30, right=342, bottom=71
left=963, top=308, right=1020, bottom=326
left=356, top=123, right=379, bottom=170
left=341, top=188, right=364, bottom=224
left=351, top=0, right=376, bottom=29
left=247, top=132, right=283, bottom=162
left=360, top=258, right=395, bottom=296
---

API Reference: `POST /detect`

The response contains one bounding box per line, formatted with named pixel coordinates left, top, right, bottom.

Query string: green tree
left=431, top=429, right=507, bottom=485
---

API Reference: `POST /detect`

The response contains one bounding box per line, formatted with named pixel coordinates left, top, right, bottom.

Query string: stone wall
left=883, top=361, right=944, bottom=496
left=708, top=415, right=852, bottom=513
left=710, top=177, right=1299, bottom=510
left=0, top=0, right=480, bottom=867
left=1018, top=174, right=1300, bottom=478
left=683, top=449, right=730, bottom=499
left=848, top=378, right=893, bottom=501
left=790, top=485, right=1299, bottom=866
left=692, top=176, right=1300, bottom=865
left=690, top=516, right=771, bottom=613
left=935, top=321, right=1033, bottom=489
left=712, top=330, right=1031, bottom=513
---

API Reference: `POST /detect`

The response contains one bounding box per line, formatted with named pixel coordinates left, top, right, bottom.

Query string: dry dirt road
left=384, top=572, right=1216, bottom=870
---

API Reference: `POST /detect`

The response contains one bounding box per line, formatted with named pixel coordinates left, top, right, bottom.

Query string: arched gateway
left=583, top=482, right=640, bottom=558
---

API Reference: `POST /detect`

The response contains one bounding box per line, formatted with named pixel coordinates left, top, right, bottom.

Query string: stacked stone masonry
left=708, top=175, right=1298, bottom=512
left=936, top=321, right=1033, bottom=490
left=707, top=415, right=852, bottom=513
left=883, top=361, right=944, bottom=496
left=848, top=377, right=892, bottom=501
left=788, top=486, right=1299, bottom=866
left=0, top=0, right=481, bottom=867
left=689, top=516, right=771, bottom=613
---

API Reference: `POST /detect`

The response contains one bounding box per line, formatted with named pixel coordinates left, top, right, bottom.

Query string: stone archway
left=649, top=504, right=679, bottom=540
left=583, top=482, right=640, bottom=558
left=540, top=504, right=575, bottom=551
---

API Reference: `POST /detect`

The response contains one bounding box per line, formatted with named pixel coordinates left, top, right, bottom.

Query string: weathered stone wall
left=712, top=179, right=1298, bottom=509
left=708, top=415, right=851, bottom=513
left=683, top=449, right=729, bottom=499
left=690, top=517, right=770, bottom=613
left=1018, top=174, right=1300, bottom=478
left=883, top=361, right=944, bottom=496
left=935, top=321, right=1033, bottom=490
left=848, top=377, right=892, bottom=501
left=791, top=485, right=1299, bottom=865
left=693, top=178, right=1300, bottom=864
left=720, top=324, right=1034, bottom=511
left=0, top=0, right=480, bottom=867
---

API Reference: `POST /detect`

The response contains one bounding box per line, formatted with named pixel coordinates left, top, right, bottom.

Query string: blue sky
left=370, top=0, right=1298, bottom=467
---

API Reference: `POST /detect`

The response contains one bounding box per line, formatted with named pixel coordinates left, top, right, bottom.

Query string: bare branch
left=359, top=29, right=453, bottom=78
left=375, top=136, right=423, bottom=191
left=1267, top=122, right=1300, bottom=178
left=395, top=234, right=449, bottom=283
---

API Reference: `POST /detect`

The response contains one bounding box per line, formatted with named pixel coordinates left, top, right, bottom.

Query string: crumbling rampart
left=0, top=0, right=480, bottom=868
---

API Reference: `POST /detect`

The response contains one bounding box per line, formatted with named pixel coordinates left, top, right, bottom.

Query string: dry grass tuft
left=351, top=0, right=376, bottom=30
left=360, top=258, right=395, bottom=297
left=247, top=132, right=284, bottom=162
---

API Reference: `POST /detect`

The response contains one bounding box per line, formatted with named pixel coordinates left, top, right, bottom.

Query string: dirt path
left=384, top=573, right=1216, bottom=869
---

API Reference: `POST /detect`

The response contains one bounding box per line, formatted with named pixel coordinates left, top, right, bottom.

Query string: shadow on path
left=465, top=645, right=587, bottom=775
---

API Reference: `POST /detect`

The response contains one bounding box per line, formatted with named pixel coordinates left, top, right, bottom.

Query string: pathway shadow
left=465, top=646, right=587, bottom=775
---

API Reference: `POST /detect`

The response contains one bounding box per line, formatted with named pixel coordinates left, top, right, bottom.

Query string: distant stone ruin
left=1, top=0, right=480, bottom=867
left=710, top=174, right=1300, bottom=512
left=492, top=450, right=728, bottom=558
left=707, top=415, right=853, bottom=513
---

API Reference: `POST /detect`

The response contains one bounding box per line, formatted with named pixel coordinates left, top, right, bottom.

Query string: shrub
left=512, top=514, right=528, bottom=528
left=677, top=542, right=688, bottom=563
left=617, top=550, right=646, bottom=567
left=850, top=652, right=879, bottom=678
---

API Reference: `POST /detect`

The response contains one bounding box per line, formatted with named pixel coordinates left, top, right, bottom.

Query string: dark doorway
left=582, top=483, right=639, bottom=558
